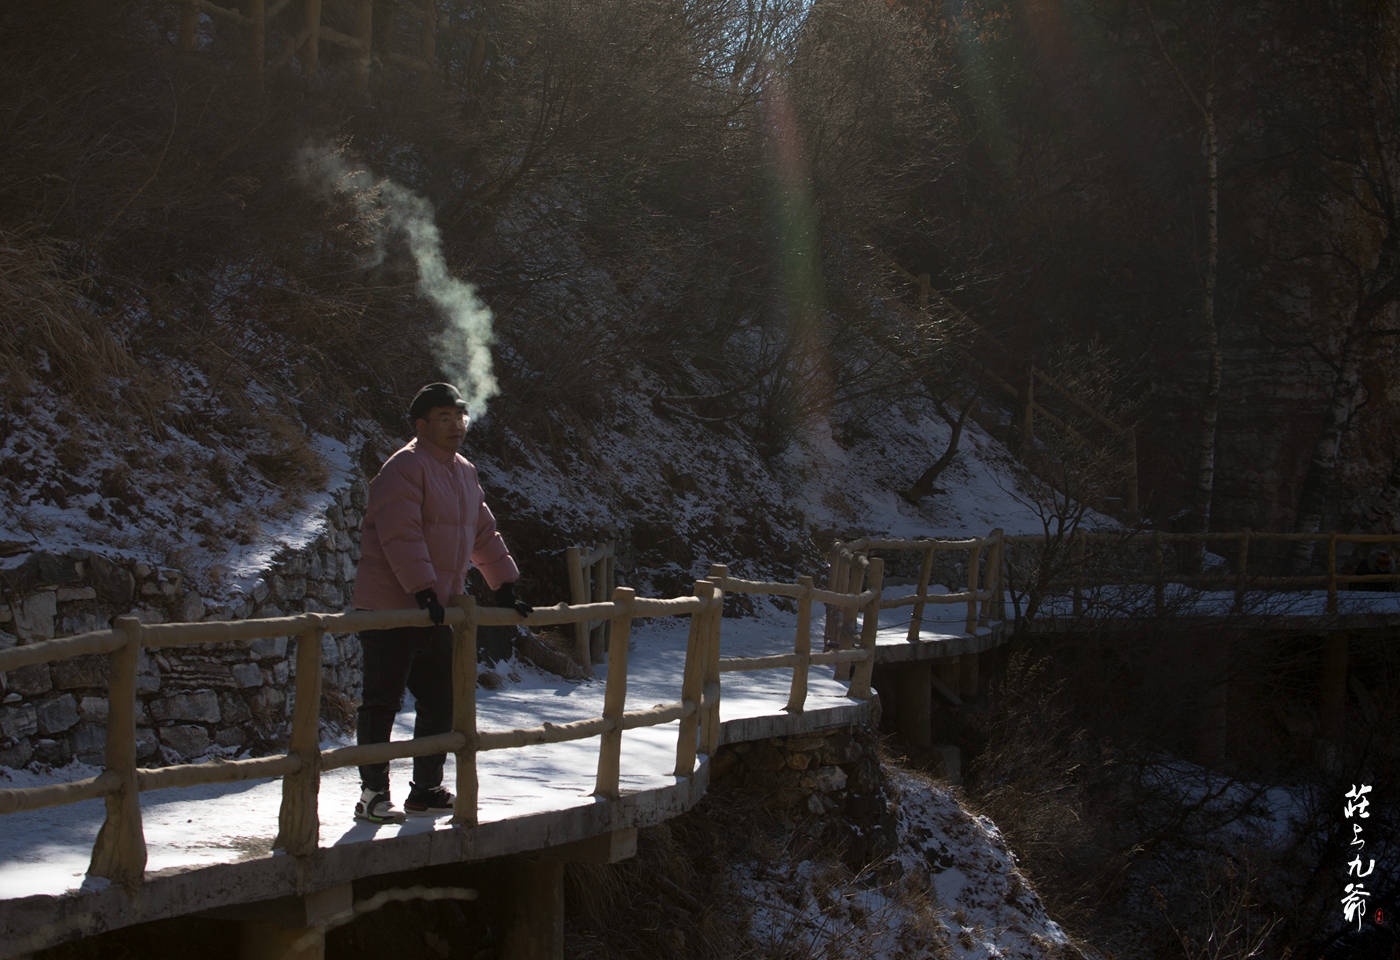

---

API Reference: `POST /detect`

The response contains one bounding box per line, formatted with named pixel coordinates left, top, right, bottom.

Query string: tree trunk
left=904, top=394, right=976, bottom=503
left=1292, top=325, right=1369, bottom=571
left=1144, top=0, right=1221, bottom=562
left=1191, top=84, right=1221, bottom=551
left=1291, top=215, right=1400, bottom=569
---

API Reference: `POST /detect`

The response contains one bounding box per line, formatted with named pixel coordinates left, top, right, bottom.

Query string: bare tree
left=1248, top=1, right=1400, bottom=568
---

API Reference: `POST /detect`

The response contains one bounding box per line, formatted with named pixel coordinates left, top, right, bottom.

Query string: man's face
left=418, top=405, right=468, bottom=454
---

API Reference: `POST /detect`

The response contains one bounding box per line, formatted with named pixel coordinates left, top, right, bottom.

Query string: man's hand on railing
left=495, top=581, right=533, bottom=618
left=414, top=588, right=446, bottom=626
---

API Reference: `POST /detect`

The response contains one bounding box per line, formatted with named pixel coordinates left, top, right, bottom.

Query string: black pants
left=357, top=625, right=453, bottom=793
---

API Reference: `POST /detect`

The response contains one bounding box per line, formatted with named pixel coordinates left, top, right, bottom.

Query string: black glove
left=495, top=581, right=532, bottom=618
left=414, top=588, right=445, bottom=626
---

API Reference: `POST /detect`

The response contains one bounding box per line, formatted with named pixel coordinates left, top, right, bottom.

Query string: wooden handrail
left=594, top=587, right=634, bottom=800
left=164, top=0, right=436, bottom=93
left=7, top=524, right=1390, bottom=892
left=275, top=616, right=323, bottom=855
left=673, top=581, right=714, bottom=777
left=0, top=629, right=125, bottom=672
left=451, top=595, right=478, bottom=826
left=567, top=542, right=617, bottom=665
left=1003, top=529, right=1400, bottom=616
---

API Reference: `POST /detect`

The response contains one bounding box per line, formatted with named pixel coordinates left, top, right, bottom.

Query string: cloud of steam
left=296, top=144, right=499, bottom=418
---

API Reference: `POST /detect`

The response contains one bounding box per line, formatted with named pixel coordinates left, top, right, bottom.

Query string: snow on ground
left=0, top=379, right=359, bottom=606
left=11, top=384, right=1390, bottom=956
left=738, top=767, right=1073, bottom=960
left=0, top=604, right=1078, bottom=958
left=0, top=609, right=859, bottom=901
left=0, top=377, right=1094, bottom=957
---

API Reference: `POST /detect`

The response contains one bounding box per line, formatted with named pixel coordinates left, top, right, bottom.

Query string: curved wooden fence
left=3, top=525, right=1388, bottom=897
left=822, top=532, right=1006, bottom=676
left=1000, top=530, right=1400, bottom=617
left=1, top=529, right=1008, bottom=894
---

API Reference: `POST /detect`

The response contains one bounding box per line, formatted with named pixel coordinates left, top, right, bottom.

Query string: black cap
left=408, top=382, right=468, bottom=421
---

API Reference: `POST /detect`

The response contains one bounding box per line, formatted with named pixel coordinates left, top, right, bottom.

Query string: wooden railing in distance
left=873, top=246, right=1138, bottom=517
left=0, top=572, right=885, bottom=890
left=823, top=531, right=1005, bottom=664
left=565, top=541, right=616, bottom=666
left=169, top=0, right=437, bottom=93
left=705, top=564, right=884, bottom=710
left=1003, top=530, right=1400, bottom=617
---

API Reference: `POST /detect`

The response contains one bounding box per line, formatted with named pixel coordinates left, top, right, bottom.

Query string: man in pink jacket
left=350, top=382, right=531, bottom=824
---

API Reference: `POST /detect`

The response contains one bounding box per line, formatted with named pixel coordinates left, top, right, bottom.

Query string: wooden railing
left=566, top=541, right=616, bottom=666
left=822, top=531, right=1006, bottom=679
left=165, top=0, right=444, bottom=93
left=1003, top=530, right=1400, bottom=617
left=706, top=564, right=885, bottom=708
left=5, top=525, right=1386, bottom=892
left=0, top=568, right=889, bottom=892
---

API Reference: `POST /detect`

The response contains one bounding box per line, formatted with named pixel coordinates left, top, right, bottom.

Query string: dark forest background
left=4, top=0, right=1398, bottom=563
left=3, top=4, right=1399, bottom=957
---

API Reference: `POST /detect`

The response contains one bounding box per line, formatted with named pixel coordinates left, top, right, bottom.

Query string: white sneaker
left=354, top=787, right=405, bottom=824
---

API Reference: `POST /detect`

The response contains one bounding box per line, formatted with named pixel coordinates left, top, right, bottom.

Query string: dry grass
left=0, top=230, right=142, bottom=409
left=960, top=640, right=1325, bottom=959
left=246, top=412, right=330, bottom=490
left=566, top=811, right=754, bottom=959
left=1152, top=855, right=1287, bottom=960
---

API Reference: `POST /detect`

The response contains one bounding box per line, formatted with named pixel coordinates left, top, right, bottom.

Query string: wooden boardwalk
left=3, top=527, right=1395, bottom=958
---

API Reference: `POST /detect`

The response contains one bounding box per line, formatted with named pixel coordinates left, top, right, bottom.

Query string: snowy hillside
left=1, top=370, right=1091, bottom=615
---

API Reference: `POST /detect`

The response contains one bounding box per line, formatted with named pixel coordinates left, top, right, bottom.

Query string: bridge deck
left=4, top=582, right=1396, bottom=956
left=0, top=611, right=874, bottom=957
left=0, top=611, right=867, bottom=895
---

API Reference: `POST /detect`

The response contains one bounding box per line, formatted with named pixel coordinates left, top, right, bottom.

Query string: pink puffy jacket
left=350, top=438, right=520, bottom=610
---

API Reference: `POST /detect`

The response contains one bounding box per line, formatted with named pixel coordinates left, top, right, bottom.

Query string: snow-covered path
left=0, top=607, right=863, bottom=901
left=5, top=583, right=1395, bottom=902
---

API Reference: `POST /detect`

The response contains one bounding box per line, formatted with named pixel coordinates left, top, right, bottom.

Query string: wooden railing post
left=700, top=576, right=725, bottom=757
left=451, top=597, right=479, bottom=826
left=304, top=0, right=322, bottom=77
left=965, top=540, right=984, bottom=633
left=566, top=546, right=590, bottom=667
left=1234, top=532, right=1251, bottom=613
left=249, top=0, right=266, bottom=94
left=673, top=580, right=715, bottom=777
left=980, top=529, right=1005, bottom=625
left=88, top=616, right=146, bottom=889
left=848, top=558, right=883, bottom=700
left=1154, top=531, right=1165, bottom=617
left=180, top=0, right=198, bottom=51
left=1327, top=533, right=1339, bottom=614
left=353, top=0, right=373, bottom=92
left=593, top=587, right=635, bottom=800
left=785, top=576, right=814, bottom=713
left=907, top=544, right=935, bottom=643
left=834, top=558, right=866, bottom=682
left=274, top=615, right=323, bottom=856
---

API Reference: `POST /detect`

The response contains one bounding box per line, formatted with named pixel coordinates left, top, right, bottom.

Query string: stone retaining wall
left=709, top=724, right=897, bottom=869
left=0, top=481, right=368, bottom=770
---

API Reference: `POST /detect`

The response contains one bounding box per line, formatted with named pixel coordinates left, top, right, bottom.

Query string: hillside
left=4, top=3, right=1398, bottom=958
left=0, top=2, right=1100, bottom=615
